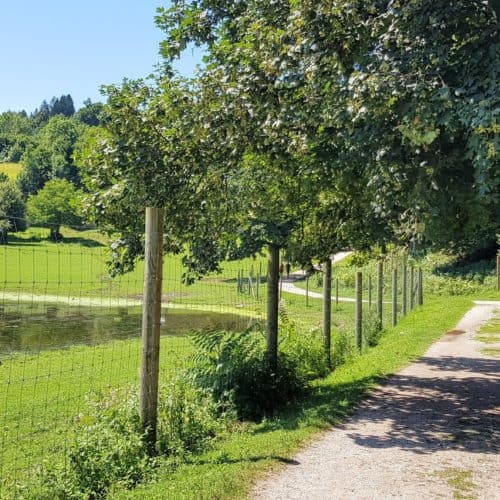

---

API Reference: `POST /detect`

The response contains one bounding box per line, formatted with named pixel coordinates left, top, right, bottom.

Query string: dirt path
left=254, top=301, right=500, bottom=500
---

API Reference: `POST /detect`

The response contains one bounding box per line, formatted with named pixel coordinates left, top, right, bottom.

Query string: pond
left=0, top=301, right=255, bottom=356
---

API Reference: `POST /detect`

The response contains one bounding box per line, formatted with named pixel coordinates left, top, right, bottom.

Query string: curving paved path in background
left=281, top=251, right=364, bottom=303
left=253, top=301, right=500, bottom=499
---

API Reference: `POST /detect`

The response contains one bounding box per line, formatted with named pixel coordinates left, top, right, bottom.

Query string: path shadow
left=254, top=356, right=499, bottom=457
left=186, top=455, right=300, bottom=467
left=342, top=356, right=500, bottom=455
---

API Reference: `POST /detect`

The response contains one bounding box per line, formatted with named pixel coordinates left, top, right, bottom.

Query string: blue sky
left=0, top=1, right=203, bottom=113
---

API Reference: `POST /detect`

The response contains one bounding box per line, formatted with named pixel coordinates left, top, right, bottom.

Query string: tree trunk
left=50, top=226, right=62, bottom=242
left=322, top=258, right=332, bottom=368
left=266, top=243, right=280, bottom=369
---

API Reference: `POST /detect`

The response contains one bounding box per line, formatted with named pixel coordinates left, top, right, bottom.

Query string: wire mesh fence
left=3, top=223, right=496, bottom=493
left=0, top=226, right=269, bottom=493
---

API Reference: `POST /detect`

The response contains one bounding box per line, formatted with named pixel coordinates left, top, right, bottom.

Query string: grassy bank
left=110, top=295, right=473, bottom=499
left=1, top=295, right=473, bottom=497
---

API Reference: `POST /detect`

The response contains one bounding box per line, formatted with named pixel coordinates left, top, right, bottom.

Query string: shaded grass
left=110, top=295, right=473, bottom=499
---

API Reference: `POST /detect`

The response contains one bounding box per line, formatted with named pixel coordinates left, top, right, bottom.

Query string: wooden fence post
left=377, top=260, right=383, bottom=326
left=402, top=262, right=407, bottom=316
left=267, top=244, right=280, bottom=368
left=140, top=207, right=164, bottom=452
left=355, top=271, right=363, bottom=351
left=368, top=275, right=372, bottom=310
left=410, top=265, right=415, bottom=310
left=392, top=268, right=398, bottom=327
left=323, top=259, right=332, bottom=368
left=417, top=268, right=423, bottom=306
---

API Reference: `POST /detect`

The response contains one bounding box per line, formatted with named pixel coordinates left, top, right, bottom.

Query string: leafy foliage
left=0, top=179, right=26, bottom=243
left=18, top=115, right=86, bottom=195
left=188, top=323, right=328, bottom=420
left=26, top=178, right=82, bottom=240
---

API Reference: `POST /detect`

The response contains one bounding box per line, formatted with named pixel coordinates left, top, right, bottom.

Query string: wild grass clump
left=27, top=382, right=227, bottom=498
left=363, top=310, right=384, bottom=347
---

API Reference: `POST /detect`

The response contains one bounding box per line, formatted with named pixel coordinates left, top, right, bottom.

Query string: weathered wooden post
left=402, top=262, right=407, bottom=316
left=497, top=254, right=500, bottom=291
left=355, top=271, right=363, bottom=352
left=368, top=275, right=372, bottom=310
left=392, top=268, right=398, bottom=327
left=417, top=267, right=423, bottom=306
left=323, top=258, right=332, bottom=367
left=267, top=244, right=280, bottom=368
left=140, top=207, right=164, bottom=451
left=377, top=260, right=383, bottom=326
left=410, top=265, right=415, bottom=310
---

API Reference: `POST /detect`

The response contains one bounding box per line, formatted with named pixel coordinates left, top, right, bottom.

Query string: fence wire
left=3, top=223, right=495, bottom=494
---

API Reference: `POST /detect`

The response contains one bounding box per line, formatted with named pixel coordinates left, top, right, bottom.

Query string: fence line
left=1, top=224, right=497, bottom=492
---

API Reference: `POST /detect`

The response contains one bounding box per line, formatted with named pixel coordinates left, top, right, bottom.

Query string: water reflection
left=0, top=302, right=253, bottom=355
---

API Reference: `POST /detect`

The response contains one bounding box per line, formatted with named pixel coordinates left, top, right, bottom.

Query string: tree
left=0, top=111, right=34, bottom=162
left=345, top=0, right=500, bottom=255
left=75, top=99, right=105, bottom=126
left=18, top=115, right=86, bottom=195
left=155, top=1, right=382, bottom=365
left=26, top=178, right=82, bottom=240
left=77, top=77, right=216, bottom=275
left=0, top=179, right=26, bottom=244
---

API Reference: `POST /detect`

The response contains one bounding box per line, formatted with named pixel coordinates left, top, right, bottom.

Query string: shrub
left=63, top=388, right=150, bottom=497
left=362, top=310, right=383, bottom=347
left=157, top=378, right=228, bottom=456
left=331, top=331, right=355, bottom=369
left=279, top=303, right=329, bottom=380
left=31, top=381, right=228, bottom=498
left=189, top=329, right=308, bottom=420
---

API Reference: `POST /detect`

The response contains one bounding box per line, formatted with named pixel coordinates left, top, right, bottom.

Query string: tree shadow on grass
left=4, top=234, right=105, bottom=248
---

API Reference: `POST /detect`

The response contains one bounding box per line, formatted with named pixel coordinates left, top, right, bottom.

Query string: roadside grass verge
left=475, top=310, right=500, bottom=357
left=108, top=295, right=473, bottom=499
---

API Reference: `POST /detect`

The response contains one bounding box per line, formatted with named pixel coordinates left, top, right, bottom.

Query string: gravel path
left=254, top=301, right=500, bottom=500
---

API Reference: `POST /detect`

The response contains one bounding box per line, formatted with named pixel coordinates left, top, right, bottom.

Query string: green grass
left=476, top=310, right=500, bottom=357
left=0, top=163, right=23, bottom=180
left=0, top=231, right=494, bottom=497
left=436, top=468, right=476, bottom=500
left=107, top=295, right=473, bottom=499
left=0, top=335, right=193, bottom=493
left=1, top=227, right=268, bottom=316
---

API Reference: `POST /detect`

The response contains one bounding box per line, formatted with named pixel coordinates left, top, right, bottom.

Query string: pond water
left=0, top=302, right=254, bottom=356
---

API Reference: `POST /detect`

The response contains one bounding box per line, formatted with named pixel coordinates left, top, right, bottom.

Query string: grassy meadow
left=0, top=225, right=498, bottom=497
